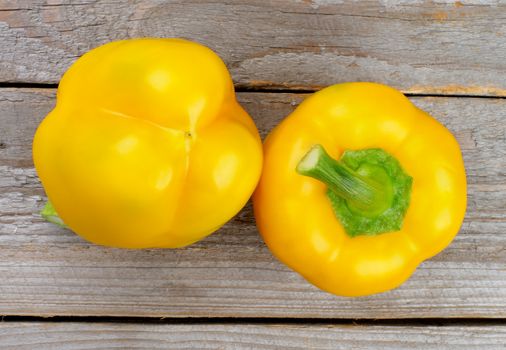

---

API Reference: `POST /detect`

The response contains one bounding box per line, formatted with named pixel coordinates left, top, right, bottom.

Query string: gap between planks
left=2, top=315, right=506, bottom=327
left=4, top=84, right=506, bottom=100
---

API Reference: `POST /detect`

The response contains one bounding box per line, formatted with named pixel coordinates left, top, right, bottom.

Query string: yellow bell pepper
left=33, top=38, right=262, bottom=248
left=253, top=82, right=466, bottom=296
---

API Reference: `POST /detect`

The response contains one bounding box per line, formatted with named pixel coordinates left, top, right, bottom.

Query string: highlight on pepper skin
left=32, top=38, right=263, bottom=249
left=253, top=82, right=467, bottom=297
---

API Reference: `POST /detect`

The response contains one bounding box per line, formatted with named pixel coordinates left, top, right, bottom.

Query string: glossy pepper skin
left=33, top=38, right=262, bottom=248
left=253, top=82, right=466, bottom=296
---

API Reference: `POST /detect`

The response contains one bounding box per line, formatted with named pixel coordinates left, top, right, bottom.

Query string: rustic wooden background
left=1, top=0, right=505, bottom=348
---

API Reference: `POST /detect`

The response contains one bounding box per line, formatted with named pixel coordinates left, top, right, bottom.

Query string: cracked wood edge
left=1, top=322, right=506, bottom=350
left=1, top=1, right=506, bottom=95
left=0, top=88, right=505, bottom=318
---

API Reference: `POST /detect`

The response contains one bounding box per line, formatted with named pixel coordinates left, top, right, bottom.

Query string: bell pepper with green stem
left=253, top=82, right=466, bottom=296
left=33, top=38, right=263, bottom=248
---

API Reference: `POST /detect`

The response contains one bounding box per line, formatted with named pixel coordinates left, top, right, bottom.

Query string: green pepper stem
left=40, top=201, right=68, bottom=228
left=296, top=144, right=388, bottom=214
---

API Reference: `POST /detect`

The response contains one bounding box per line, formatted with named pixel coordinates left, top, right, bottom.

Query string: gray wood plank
left=2, top=1, right=506, bottom=95
left=1, top=322, right=506, bottom=349
left=0, top=88, right=505, bottom=318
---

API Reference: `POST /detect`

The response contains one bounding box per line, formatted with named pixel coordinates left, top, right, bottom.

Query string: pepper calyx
left=297, top=144, right=412, bottom=237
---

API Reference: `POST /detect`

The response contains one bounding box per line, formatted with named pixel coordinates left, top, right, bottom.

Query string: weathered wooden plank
left=1, top=1, right=506, bottom=95
left=1, top=322, right=506, bottom=350
left=0, top=88, right=505, bottom=318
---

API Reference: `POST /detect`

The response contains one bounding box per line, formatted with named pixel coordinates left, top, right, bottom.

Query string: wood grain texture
left=0, top=88, right=505, bottom=318
left=2, top=1, right=506, bottom=95
left=1, top=322, right=506, bottom=350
